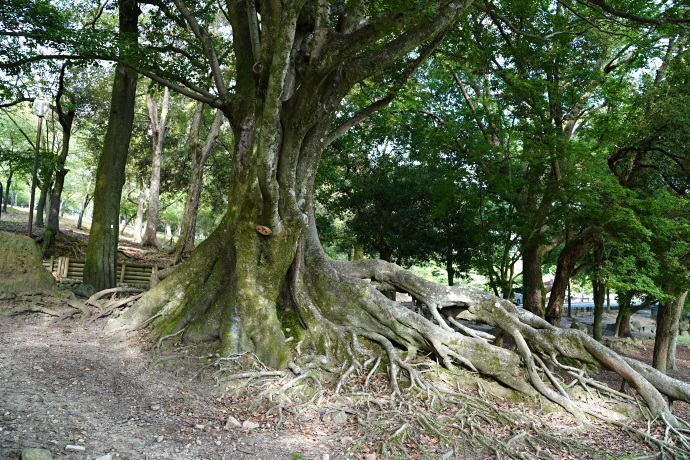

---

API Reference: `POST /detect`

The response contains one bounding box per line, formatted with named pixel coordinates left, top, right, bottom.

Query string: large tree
left=110, top=0, right=690, bottom=429
left=5, top=0, right=690, bottom=443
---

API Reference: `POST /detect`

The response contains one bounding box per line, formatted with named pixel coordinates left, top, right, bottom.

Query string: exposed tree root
left=112, top=224, right=690, bottom=457
left=2, top=290, right=92, bottom=322
left=204, top=351, right=665, bottom=458
left=87, top=287, right=145, bottom=306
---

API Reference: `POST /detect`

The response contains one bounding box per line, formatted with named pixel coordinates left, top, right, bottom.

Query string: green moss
left=278, top=309, right=304, bottom=343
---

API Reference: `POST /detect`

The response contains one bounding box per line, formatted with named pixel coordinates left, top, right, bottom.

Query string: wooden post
left=119, top=263, right=127, bottom=284
left=62, top=257, right=70, bottom=277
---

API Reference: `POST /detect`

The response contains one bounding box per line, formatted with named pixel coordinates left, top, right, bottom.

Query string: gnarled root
left=328, top=258, right=690, bottom=454
left=2, top=290, right=92, bottom=322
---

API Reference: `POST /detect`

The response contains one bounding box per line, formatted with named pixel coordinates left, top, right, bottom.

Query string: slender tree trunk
left=141, top=87, right=170, bottom=248
left=44, top=91, right=75, bottom=256
left=668, top=290, right=689, bottom=371
left=35, top=176, right=51, bottom=227
left=173, top=103, right=224, bottom=263
left=522, top=243, right=545, bottom=317
left=128, top=189, right=145, bottom=243
left=591, top=242, right=605, bottom=341
left=77, top=192, right=91, bottom=230
left=83, top=0, right=140, bottom=290
left=0, top=180, right=3, bottom=218
left=592, top=277, right=606, bottom=341
left=2, top=174, right=11, bottom=212
left=446, top=250, right=455, bottom=287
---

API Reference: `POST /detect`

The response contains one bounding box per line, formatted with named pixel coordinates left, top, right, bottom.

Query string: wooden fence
left=43, top=257, right=164, bottom=286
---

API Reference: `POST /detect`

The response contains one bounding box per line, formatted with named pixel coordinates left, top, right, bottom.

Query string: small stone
left=196, top=439, right=201, bottom=445
left=242, top=420, right=260, bottom=430
left=150, top=405, right=161, bottom=411
left=65, top=445, right=86, bottom=452
left=21, top=448, right=53, bottom=460
left=94, top=455, right=113, bottom=460
left=322, top=455, right=330, bottom=460
left=331, top=411, right=347, bottom=425
left=157, top=436, right=164, bottom=443
left=340, top=436, right=353, bottom=445
left=215, top=441, right=221, bottom=446
left=365, top=454, right=376, bottom=460
left=225, top=416, right=241, bottom=429
left=195, top=424, right=205, bottom=429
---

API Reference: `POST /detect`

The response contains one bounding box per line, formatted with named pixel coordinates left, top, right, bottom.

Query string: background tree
left=140, top=85, right=170, bottom=248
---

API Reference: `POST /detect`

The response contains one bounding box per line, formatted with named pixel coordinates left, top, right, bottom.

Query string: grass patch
left=677, top=336, right=690, bottom=344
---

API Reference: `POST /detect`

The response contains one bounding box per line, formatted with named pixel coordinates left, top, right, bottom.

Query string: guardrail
left=43, top=257, right=164, bottom=286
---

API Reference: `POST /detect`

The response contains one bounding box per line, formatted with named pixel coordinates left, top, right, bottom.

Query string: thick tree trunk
left=353, top=243, right=364, bottom=260
left=83, top=0, right=140, bottom=290
left=141, top=87, right=170, bottom=248
left=614, top=291, right=633, bottom=337
left=173, top=103, right=224, bottom=263
left=522, top=243, right=545, bottom=317
left=653, top=299, right=674, bottom=374
left=545, top=229, right=601, bottom=326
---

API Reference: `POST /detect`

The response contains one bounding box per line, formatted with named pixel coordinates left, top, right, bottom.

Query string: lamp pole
left=28, top=96, right=48, bottom=238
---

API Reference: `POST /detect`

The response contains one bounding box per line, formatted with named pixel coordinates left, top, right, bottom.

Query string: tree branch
left=584, top=0, right=690, bottom=26
left=344, top=2, right=466, bottom=86
left=473, top=2, right=579, bottom=42
left=325, top=30, right=447, bottom=147
left=170, top=0, right=229, bottom=99
left=122, top=62, right=220, bottom=107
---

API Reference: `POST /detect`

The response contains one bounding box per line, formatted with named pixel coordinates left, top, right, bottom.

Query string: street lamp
left=28, top=95, right=48, bottom=237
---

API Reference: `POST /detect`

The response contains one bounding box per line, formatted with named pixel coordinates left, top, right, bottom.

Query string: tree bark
left=653, top=298, right=674, bottom=374
left=2, top=174, right=11, bottom=212
left=173, top=103, right=224, bottom=263
left=141, top=86, right=170, bottom=248
left=83, top=0, right=140, bottom=290
left=127, top=188, right=145, bottom=243
left=592, top=241, right=606, bottom=341
left=44, top=67, right=77, bottom=257
left=667, top=290, right=688, bottom=371
left=35, top=174, right=51, bottom=227
left=77, top=191, right=91, bottom=230
left=592, top=276, right=605, bottom=341
left=545, top=228, right=601, bottom=326
left=522, top=243, right=545, bottom=317
left=614, top=292, right=635, bottom=337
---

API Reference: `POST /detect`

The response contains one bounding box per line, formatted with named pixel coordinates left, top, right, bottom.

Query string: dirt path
left=0, top=311, right=332, bottom=460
